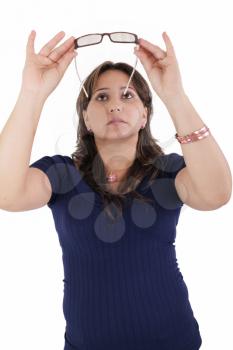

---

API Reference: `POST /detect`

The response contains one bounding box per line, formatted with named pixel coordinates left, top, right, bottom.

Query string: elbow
left=220, top=176, right=232, bottom=206
left=221, top=169, right=233, bottom=205
left=208, top=174, right=232, bottom=208
left=220, top=190, right=232, bottom=206
left=205, top=190, right=232, bottom=209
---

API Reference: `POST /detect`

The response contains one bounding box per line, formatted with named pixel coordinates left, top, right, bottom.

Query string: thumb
left=26, top=30, right=36, bottom=57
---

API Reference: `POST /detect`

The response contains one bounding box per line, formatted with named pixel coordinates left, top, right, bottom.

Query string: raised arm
left=0, top=30, right=77, bottom=210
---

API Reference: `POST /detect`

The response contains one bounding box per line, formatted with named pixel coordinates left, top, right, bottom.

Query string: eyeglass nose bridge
left=98, top=33, right=126, bottom=44
left=100, top=33, right=112, bottom=42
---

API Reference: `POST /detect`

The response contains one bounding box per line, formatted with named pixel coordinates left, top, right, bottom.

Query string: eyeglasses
left=73, top=31, right=139, bottom=98
left=74, top=32, right=139, bottom=49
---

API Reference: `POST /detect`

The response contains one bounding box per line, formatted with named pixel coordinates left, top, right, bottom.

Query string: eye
left=122, top=91, right=134, bottom=99
left=96, top=91, right=134, bottom=101
left=96, top=93, right=107, bottom=101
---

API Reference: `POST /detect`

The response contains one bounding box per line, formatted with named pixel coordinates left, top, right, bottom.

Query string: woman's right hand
left=21, top=30, right=77, bottom=100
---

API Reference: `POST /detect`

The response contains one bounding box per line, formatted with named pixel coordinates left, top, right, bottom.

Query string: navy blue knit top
left=29, top=152, right=202, bottom=350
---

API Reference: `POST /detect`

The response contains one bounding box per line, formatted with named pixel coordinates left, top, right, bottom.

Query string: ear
left=83, top=110, right=87, bottom=121
left=83, top=110, right=89, bottom=128
left=143, top=106, right=148, bottom=123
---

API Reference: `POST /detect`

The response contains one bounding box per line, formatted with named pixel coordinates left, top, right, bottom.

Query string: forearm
left=163, top=93, right=232, bottom=203
left=0, top=88, right=46, bottom=205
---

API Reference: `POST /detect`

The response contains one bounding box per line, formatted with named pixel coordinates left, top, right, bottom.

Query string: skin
left=83, top=69, right=148, bottom=181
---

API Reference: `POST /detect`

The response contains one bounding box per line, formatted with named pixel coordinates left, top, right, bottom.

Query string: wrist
left=162, top=92, right=191, bottom=121
left=162, top=90, right=188, bottom=108
left=19, top=86, right=47, bottom=105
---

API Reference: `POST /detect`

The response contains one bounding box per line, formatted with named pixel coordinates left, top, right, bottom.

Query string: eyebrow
left=94, top=86, right=136, bottom=94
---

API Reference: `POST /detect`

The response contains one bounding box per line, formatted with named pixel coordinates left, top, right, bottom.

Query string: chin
left=105, top=130, right=136, bottom=140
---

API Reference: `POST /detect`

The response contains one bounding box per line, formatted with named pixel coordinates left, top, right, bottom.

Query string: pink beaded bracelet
left=175, top=125, right=210, bottom=144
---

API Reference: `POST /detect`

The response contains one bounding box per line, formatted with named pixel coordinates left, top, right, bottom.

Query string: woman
left=0, top=30, right=231, bottom=350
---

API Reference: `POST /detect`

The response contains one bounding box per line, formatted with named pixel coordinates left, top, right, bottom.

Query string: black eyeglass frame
left=74, top=31, right=139, bottom=50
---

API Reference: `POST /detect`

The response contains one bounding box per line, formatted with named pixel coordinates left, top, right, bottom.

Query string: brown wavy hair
left=70, top=61, right=165, bottom=221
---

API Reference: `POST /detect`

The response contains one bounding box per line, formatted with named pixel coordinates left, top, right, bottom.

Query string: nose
left=109, top=106, right=121, bottom=113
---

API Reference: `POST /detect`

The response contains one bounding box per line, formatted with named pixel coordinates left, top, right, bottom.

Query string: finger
left=134, top=48, right=156, bottom=76
left=26, top=30, right=36, bottom=56
left=57, top=47, right=77, bottom=75
left=137, top=38, right=166, bottom=60
left=48, top=36, right=75, bottom=62
left=38, top=31, right=66, bottom=56
left=162, top=32, right=175, bottom=57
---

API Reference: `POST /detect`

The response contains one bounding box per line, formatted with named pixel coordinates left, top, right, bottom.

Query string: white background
left=0, top=0, right=232, bottom=349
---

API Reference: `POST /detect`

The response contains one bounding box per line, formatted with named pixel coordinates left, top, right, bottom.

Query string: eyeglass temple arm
left=123, top=55, right=138, bottom=95
left=74, top=56, right=89, bottom=98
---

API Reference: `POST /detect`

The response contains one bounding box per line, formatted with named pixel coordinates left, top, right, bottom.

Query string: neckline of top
left=65, top=155, right=149, bottom=207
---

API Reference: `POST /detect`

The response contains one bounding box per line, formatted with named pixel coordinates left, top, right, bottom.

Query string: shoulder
left=29, top=154, right=71, bottom=168
left=154, top=152, right=186, bottom=179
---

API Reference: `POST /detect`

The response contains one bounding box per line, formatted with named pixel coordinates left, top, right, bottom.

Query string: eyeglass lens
left=77, top=32, right=136, bottom=47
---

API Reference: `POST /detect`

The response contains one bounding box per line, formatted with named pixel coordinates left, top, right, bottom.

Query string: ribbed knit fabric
left=29, top=152, right=202, bottom=350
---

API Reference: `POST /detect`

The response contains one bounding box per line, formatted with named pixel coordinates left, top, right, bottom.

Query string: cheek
left=89, top=102, right=106, bottom=116
left=127, top=104, right=143, bottom=120
left=87, top=104, right=101, bottom=121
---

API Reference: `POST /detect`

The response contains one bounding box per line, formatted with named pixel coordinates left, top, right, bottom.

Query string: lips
left=107, top=117, right=125, bottom=125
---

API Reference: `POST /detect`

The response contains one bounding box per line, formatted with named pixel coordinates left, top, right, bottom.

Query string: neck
left=94, top=135, right=138, bottom=181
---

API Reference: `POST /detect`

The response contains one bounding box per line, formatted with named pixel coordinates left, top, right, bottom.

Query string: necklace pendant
left=107, top=173, right=117, bottom=183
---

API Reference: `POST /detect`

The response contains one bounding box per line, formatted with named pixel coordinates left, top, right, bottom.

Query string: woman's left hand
left=134, top=32, right=185, bottom=102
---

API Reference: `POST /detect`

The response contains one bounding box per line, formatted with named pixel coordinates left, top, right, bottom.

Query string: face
left=83, top=70, right=147, bottom=141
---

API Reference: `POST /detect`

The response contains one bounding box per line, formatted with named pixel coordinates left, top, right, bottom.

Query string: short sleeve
left=151, top=152, right=187, bottom=209
left=29, top=154, right=66, bottom=208
left=154, top=152, right=186, bottom=179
